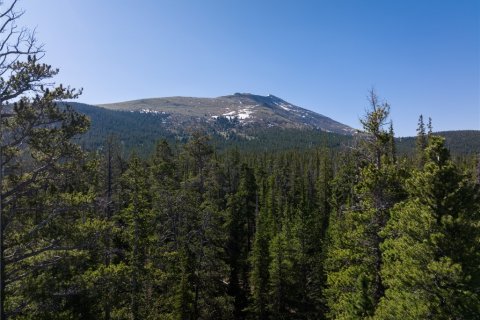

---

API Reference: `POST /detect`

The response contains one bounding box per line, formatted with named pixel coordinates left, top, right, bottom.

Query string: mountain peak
left=96, top=94, right=356, bottom=135
left=230, top=93, right=282, bottom=101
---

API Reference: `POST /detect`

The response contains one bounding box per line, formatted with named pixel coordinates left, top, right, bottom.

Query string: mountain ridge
left=96, top=93, right=357, bottom=135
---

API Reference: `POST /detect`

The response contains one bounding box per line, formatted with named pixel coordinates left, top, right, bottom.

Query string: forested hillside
left=72, top=102, right=355, bottom=155
left=1, top=1, right=479, bottom=319
left=396, top=130, right=480, bottom=156
left=72, top=102, right=480, bottom=157
left=6, top=87, right=480, bottom=319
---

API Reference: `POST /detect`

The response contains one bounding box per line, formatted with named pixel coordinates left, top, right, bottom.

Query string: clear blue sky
left=21, top=0, right=479, bottom=136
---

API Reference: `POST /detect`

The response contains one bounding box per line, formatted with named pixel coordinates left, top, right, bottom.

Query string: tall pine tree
left=376, top=136, right=480, bottom=319
left=325, top=90, right=405, bottom=319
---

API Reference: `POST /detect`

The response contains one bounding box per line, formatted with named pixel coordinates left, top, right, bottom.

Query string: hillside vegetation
left=72, top=102, right=480, bottom=157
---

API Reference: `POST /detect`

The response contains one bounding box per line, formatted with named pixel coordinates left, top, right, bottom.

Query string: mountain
left=70, top=101, right=353, bottom=155
left=96, top=93, right=356, bottom=135
left=69, top=95, right=480, bottom=157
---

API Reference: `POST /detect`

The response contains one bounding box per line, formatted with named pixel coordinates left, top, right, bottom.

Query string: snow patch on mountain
left=221, top=105, right=256, bottom=121
left=137, top=108, right=166, bottom=115
left=276, top=102, right=292, bottom=111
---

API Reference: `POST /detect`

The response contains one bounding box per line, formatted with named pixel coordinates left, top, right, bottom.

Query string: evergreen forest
left=0, top=1, right=479, bottom=319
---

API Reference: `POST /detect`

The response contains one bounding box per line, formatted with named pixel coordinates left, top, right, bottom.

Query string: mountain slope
left=70, top=102, right=353, bottom=155
left=97, top=93, right=356, bottom=135
left=396, top=130, right=480, bottom=156
left=71, top=101, right=480, bottom=157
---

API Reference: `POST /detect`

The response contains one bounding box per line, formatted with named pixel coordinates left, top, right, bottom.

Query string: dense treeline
left=71, top=102, right=354, bottom=156
left=3, top=55, right=480, bottom=319
left=72, top=101, right=480, bottom=157
left=1, top=2, right=479, bottom=318
left=396, top=129, right=480, bottom=157
left=7, top=97, right=479, bottom=319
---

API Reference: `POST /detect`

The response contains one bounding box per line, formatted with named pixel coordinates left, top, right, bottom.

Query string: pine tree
left=94, top=135, right=126, bottom=320
left=171, top=134, right=233, bottom=319
left=375, top=136, right=480, bottom=319
left=147, top=139, right=182, bottom=318
left=250, top=207, right=270, bottom=320
left=0, top=2, right=90, bottom=317
left=118, top=154, right=153, bottom=319
left=196, top=159, right=233, bottom=319
left=325, top=90, right=405, bottom=319
left=476, top=153, right=480, bottom=185
left=416, top=115, right=428, bottom=167
left=249, top=163, right=271, bottom=319
left=226, top=163, right=257, bottom=319
left=359, top=90, right=392, bottom=170
left=267, top=221, right=298, bottom=319
left=388, top=122, right=396, bottom=163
